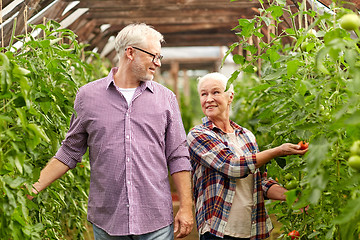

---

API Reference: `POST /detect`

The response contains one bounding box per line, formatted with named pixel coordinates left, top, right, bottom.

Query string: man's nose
left=153, top=58, right=161, bottom=67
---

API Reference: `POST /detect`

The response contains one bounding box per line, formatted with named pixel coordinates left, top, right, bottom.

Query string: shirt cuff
left=168, top=157, right=192, bottom=175
left=54, top=147, right=79, bottom=169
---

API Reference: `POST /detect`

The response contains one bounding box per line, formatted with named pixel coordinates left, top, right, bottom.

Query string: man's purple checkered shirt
left=55, top=68, right=191, bottom=236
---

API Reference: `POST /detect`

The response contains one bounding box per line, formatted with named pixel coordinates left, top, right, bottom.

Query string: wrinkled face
left=131, top=37, right=162, bottom=81
left=198, top=78, right=233, bottom=121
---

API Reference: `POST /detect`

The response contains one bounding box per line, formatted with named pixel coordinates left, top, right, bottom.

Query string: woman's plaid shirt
left=187, top=117, right=278, bottom=239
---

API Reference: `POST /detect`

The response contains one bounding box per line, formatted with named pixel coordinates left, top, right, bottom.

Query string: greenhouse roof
left=0, top=0, right=357, bottom=66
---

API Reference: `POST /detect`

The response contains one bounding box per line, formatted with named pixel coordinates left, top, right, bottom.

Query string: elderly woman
left=187, top=72, right=307, bottom=240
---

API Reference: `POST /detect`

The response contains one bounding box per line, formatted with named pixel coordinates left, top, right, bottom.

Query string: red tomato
left=298, top=141, right=309, bottom=150
left=288, top=230, right=300, bottom=239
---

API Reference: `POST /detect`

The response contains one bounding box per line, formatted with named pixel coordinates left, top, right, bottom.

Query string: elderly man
left=187, top=72, right=307, bottom=240
left=30, top=23, right=193, bottom=240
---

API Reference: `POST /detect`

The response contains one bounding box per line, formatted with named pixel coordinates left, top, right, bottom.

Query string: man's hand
left=26, top=186, right=38, bottom=200
left=174, top=206, right=194, bottom=238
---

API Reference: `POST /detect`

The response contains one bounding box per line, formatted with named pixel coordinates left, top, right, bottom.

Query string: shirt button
left=127, top=158, right=130, bottom=162
left=126, top=135, right=129, bottom=139
left=127, top=181, right=131, bottom=185
left=126, top=205, right=129, bottom=208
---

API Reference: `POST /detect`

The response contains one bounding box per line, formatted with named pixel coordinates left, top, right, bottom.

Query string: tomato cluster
left=348, top=140, right=360, bottom=171
left=288, top=230, right=300, bottom=239
left=282, top=141, right=308, bottom=190
left=284, top=173, right=298, bottom=190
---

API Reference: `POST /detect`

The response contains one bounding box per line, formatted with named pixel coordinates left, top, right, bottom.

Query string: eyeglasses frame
left=126, top=46, right=163, bottom=63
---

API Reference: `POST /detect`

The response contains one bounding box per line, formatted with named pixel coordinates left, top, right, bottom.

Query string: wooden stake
left=1, top=0, right=3, bottom=49
left=43, top=17, right=46, bottom=38
left=24, top=5, right=28, bottom=37
left=304, top=0, right=308, bottom=30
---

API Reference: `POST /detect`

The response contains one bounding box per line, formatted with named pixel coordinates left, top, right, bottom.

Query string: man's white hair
left=197, top=72, right=234, bottom=95
left=114, top=23, right=164, bottom=59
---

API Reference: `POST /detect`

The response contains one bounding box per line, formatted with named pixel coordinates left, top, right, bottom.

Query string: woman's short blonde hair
left=197, top=72, right=234, bottom=95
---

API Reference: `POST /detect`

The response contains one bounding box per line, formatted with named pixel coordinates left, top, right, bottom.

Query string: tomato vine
left=229, top=1, right=360, bottom=239
left=0, top=20, right=109, bottom=239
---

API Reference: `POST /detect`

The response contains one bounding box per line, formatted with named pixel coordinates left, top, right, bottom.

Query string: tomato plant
left=0, top=20, right=109, bottom=239
left=228, top=1, right=360, bottom=239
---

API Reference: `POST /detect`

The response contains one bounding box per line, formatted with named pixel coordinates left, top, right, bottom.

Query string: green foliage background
left=2, top=1, right=360, bottom=239
left=0, top=20, right=109, bottom=239
left=228, top=1, right=360, bottom=239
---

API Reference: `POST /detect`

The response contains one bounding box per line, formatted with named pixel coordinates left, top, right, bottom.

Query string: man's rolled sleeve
left=166, top=96, right=191, bottom=174
left=54, top=92, right=88, bottom=169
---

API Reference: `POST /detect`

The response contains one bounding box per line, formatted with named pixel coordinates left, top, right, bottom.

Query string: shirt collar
left=201, top=116, right=244, bottom=133
left=105, top=67, right=154, bottom=93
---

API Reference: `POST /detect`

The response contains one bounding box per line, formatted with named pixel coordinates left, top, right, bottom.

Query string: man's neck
left=113, top=66, right=140, bottom=89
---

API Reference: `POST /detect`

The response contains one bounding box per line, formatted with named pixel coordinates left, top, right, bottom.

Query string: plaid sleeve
left=261, top=175, right=279, bottom=199
left=187, top=127, right=257, bottom=178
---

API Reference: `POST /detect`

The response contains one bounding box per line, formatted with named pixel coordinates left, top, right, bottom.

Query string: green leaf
left=233, top=54, right=245, bottom=65
left=14, top=154, right=25, bottom=174
left=4, top=176, right=26, bottom=189
left=316, top=47, right=331, bottom=75
left=244, top=65, right=256, bottom=73
left=12, top=65, right=31, bottom=76
left=285, top=28, right=295, bottom=35
left=334, top=197, right=360, bottom=224
left=293, top=92, right=305, bottom=106
left=268, top=5, right=284, bottom=18
left=0, top=114, right=14, bottom=123
left=262, top=16, right=271, bottom=26
left=39, top=39, right=51, bottom=48
left=15, top=108, right=28, bottom=128
left=50, top=38, right=62, bottom=45
left=287, top=60, right=301, bottom=77
left=250, top=83, right=271, bottom=92
left=226, top=70, right=240, bottom=91
left=285, top=189, right=298, bottom=206
left=344, top=110, right=360, bottom=125
left=27, top=123, right=50, bottom=142
left=344, top=48, right=357, bottom=68
left=262, top=68, right=286, bottom=81
left=12, top=207, right=26, bottom=226
left=13, top=96, right=26, bottom=108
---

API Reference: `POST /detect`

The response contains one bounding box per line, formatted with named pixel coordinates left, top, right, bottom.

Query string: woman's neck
left=209, top=117, right=233, bottom=133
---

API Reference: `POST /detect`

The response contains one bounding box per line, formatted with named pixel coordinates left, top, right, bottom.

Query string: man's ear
left=125, top=47, right=134, bottom=61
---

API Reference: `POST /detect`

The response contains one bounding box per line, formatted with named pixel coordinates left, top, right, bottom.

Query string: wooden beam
left=27, top=0, right=68, bottom=26
left=74, top=19, right=97, bottom=42
left=2, top=0, right=41, bottom=47
left=74, top=0, right=261, bottom=9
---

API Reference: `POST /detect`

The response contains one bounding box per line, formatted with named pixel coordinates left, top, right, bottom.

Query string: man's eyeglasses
left=126, top=46, right=163, bottom=63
